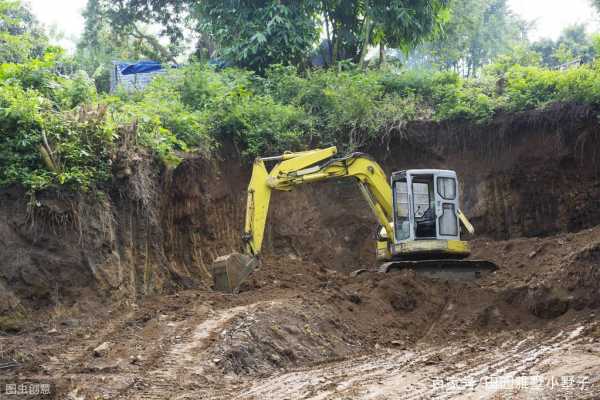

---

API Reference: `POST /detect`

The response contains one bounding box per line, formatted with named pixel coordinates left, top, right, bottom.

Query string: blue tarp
left=118, top=61, right=164, bottom=76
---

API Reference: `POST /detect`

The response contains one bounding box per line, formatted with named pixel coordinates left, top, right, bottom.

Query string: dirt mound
left=553, top=240, right=600, bottom=310
left=213, top=300, right=360, bottom=376
left=213, top=271, right=456, bottom=376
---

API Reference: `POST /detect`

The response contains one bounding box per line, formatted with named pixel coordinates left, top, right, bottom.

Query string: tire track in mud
left=116, top=301, right=278, bottom=400
left=235, top=323, right=597, bottom=400
left=401, top=325, right=588, bottom=400
left=235, top=346, right=461, bottom=400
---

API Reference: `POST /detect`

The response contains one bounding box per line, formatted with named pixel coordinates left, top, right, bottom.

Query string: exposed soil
left=1, top=107, right=600, bottom=399
left=2, top=225, right=600, bottom=399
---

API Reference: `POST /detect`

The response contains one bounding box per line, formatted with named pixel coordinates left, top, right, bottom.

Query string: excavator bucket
left=378, top=259, right=498, bottom=281
left=210, top=253, right=259, bottom=293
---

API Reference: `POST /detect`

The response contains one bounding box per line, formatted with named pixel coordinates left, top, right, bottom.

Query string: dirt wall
left=1, top=103, right=600, bottom=309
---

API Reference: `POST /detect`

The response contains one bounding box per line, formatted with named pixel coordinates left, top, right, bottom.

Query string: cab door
left=392, top=173, right=414, bottom=242
left=434, top=172, right=460, bottom=239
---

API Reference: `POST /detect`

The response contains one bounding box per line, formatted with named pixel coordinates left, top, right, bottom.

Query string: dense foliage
left=193, top=1, right=320, bottom=71
left=0, top=53, right=110, bottom=191
left=399, top=3, right=600, bottom=74
left=86, top=0, right=450, bottom=71
left=8, top=55, right=600, bottom=192
left=3, top=0, right=600, bottom=195
left=0, top=0, right=47, bottom=63
left=530, top=25, right=600, bottom=68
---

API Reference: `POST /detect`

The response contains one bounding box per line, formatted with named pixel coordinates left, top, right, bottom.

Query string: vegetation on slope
left=3, top=0, right=600, bottom=194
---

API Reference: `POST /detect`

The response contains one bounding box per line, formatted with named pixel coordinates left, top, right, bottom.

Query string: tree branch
left=131, top=24, right=177, bottom=63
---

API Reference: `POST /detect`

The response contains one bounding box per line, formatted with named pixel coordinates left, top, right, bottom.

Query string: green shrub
left=209, top=94, right=311, bottom=157
left=261, top=64, right=309, bottom=104
left=5, top=53, right=600, bottom=194
left=555, top=63, right=600, bottom=104
left=0, top=83, right=49, bottom=189
left=503, top=66, right=560, bottom=110
left=0, top=81, right=114, bottom=191
left=261, top=67, right=420, bottom=150
left=136, top=65, right=312, bottom=158
left=59, top=70, right=97, bottom=109
left=380, top=69, right=456, bottom=98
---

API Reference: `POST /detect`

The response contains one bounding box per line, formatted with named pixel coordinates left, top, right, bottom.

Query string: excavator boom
left=212, top=146, right=396, bottom=292
left=244, top=147, right=394, bottom=256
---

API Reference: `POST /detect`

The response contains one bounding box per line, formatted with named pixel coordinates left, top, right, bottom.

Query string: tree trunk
left=377, top=42, right=385, bottom=68
left=324, top=9, right=333, bottom=66
left=332, top=27, right=339, bottom=65
left=358, top=16, right=372, bottom=69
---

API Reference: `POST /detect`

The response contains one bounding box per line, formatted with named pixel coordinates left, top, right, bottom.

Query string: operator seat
left=415, top=207, right=436, bottom=238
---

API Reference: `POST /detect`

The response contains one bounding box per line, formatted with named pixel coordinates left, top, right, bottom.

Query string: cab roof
left=391, top=169, right=457, bottom=178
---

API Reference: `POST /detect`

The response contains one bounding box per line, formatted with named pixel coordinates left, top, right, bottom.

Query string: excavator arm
left=243, top=146, right=394, bottom=257
left=211, top=146, right=395, bottom=292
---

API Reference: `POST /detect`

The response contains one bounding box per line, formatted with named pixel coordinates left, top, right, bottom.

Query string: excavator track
left=378, top=259, right=498, bottom=280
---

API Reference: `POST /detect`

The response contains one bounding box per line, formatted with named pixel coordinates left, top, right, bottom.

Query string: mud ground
left=2, top=225, right=600, bottom=399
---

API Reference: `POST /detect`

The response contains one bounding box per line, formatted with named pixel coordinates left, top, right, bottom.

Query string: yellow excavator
left=210, top=146, right=496, bottom=293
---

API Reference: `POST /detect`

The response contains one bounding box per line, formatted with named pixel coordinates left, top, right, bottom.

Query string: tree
left=530, top=38, right=557, bottom=67
left=86, top=0, right=449, bottom=72
left=193, top=1, right=321, bottom=71
left=317, top=0, right=449, bottom=68
left=530, top=24, right=595, bottom=68
left=79, top=0, right=185, bottom=64
left=365, top=0, right=450, bottom=67
left=554, top=24, right=594, bottom=63
left=0, top=0, right=48, bottom=63
left=405, top=0, right=527, bottom=76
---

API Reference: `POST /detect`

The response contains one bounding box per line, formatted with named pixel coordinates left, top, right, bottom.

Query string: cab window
left=437, top=177, right=456, bottom=200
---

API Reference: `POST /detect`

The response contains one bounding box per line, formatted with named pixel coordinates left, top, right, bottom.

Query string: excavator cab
left=376, top=169, right=496, bottom=278
left=392, top=170, right=464, bottom=249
